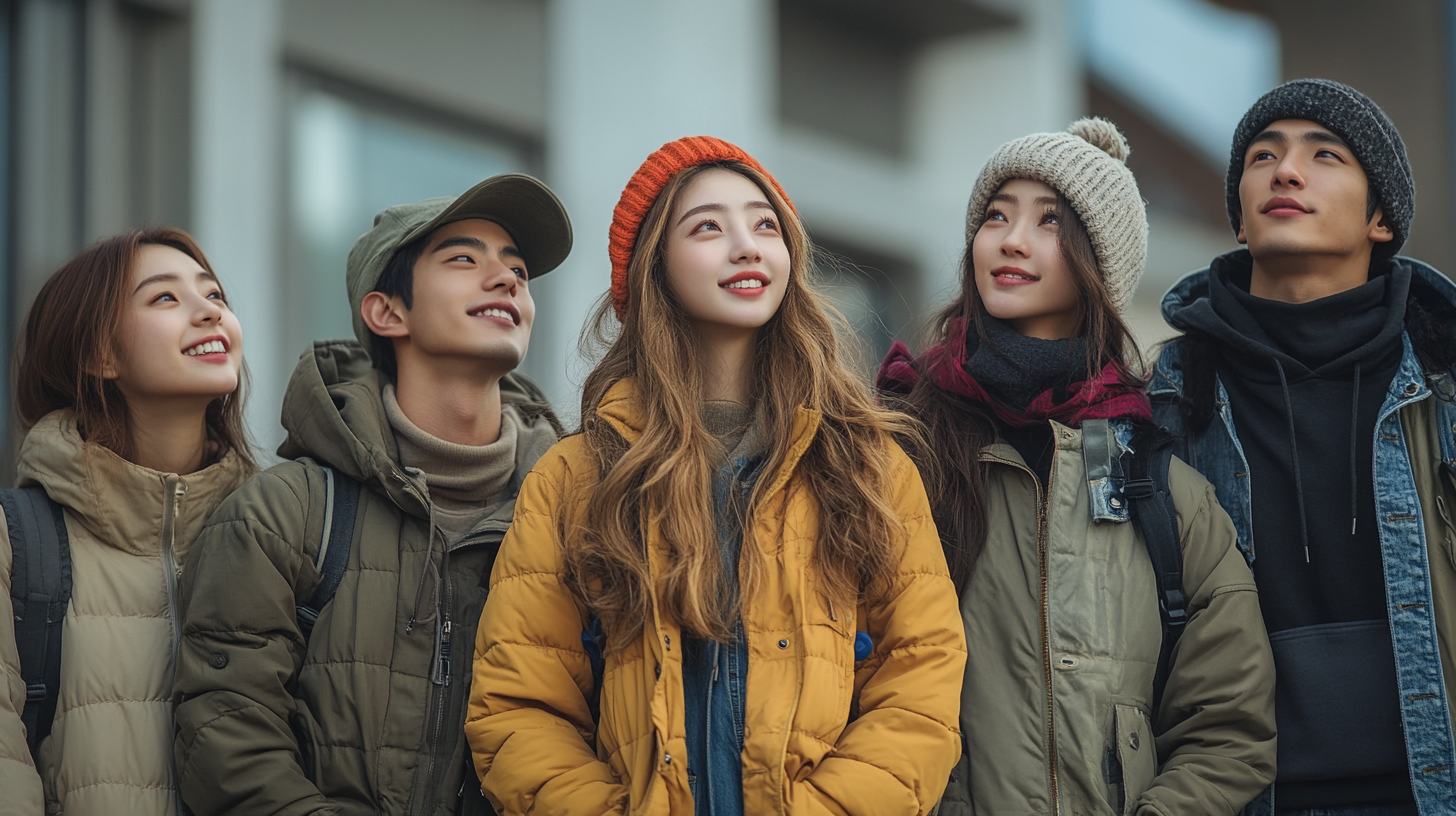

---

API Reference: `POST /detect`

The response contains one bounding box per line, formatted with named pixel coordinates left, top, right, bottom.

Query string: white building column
left=540, top=0, right=776, bottom=420
left=192, top=0, right=286, bottom=458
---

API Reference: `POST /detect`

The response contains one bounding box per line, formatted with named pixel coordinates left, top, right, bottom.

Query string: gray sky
left=1080, top=0, right=1279, bottom=165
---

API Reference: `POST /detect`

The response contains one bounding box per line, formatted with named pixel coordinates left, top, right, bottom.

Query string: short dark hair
left=368, top=233, right=429, bottom=382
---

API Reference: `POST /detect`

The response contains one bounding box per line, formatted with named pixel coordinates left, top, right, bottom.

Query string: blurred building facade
left=0, top=0, right=1448, bottom=473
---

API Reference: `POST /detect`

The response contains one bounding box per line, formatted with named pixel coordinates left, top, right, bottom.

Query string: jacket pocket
left=292, top=702, right=324, bottom=786
left=1112, top=705, right=1156, bottom=816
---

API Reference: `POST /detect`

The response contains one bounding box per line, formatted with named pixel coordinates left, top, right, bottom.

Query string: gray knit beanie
left=1227, top=78, right=1413, bottom=263
left=966, top=118, right=1148, bottom=312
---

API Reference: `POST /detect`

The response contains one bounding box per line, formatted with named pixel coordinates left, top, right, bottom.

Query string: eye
left=754, top=216, right=779, bottom=231
left=691, top=219, right=721, bottom=234
left=1252, top=149, right=1276, bottom=162
left=984, top=208, right=1007, bottom=222
left=1315, top=148, right=1342, bottom=161
left=150, top=292, right=177, bottom=304
left=512, top=266, right=529, bottom=280
left=1040, top=209, right=1060, bottom=226
left=448, top=254, right=474, bottom=264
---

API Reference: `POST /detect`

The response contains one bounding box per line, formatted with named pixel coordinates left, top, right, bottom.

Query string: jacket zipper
left=984, top=447, right=1061, bottom=814
left=1039, top=450, right=1061, bottom=815
left=402, top=475, right=458, bottom=816
left=161, top=476, right=188, bottom=816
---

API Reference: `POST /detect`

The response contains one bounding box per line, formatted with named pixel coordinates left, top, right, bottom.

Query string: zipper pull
left=432, top=619, right=453, bottom=686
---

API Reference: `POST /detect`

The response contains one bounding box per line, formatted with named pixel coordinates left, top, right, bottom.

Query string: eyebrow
left=433, top=235, right=524, bottom=262
left=1250, top=128, right=1350, bottom=150
left=675, top=200, right=776, bottom=226
left=987, top=192, right=1060, bottom=208
left=133, top=270, right=218, bottom=295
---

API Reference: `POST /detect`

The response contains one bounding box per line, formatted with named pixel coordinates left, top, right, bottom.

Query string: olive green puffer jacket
left=939, top=421, right=1277, bottom=816
left=172, top=341, right=560, bottom=816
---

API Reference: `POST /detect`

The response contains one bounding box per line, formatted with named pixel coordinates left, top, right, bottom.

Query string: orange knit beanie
left=608, top=136, right=794, bottom=319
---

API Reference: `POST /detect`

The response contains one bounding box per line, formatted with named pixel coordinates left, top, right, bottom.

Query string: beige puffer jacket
left=939, top=421, right=1277, bottom=816
left=0, top=410, right=250, bottom=816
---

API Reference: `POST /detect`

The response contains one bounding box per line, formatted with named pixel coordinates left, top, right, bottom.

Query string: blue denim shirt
left=682, top=454, right=764, bottom=816
left=1149, top=258, right=1456, bottom=816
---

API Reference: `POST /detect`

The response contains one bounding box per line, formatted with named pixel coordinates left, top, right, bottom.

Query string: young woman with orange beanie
left=465, top=136, right=966, bottom=816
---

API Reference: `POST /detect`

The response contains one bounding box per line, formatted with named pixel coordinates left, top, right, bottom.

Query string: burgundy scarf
left=876, top=319, right=1152, bottom=429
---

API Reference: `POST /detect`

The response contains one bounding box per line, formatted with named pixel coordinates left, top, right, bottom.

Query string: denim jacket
left=1149, top=257, right=1456, bottom=816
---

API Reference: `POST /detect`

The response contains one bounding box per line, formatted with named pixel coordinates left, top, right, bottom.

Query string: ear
left=360, top=291, right=411, bottom=339
left=1236, top=212, right=1247, bottom=244
left=1368, top=206, right=1395, bottom=244
left=93, top=358, right=120, bottom=381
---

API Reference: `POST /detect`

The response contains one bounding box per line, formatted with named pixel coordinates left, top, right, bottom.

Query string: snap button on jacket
left=467, top=379, right=967, bottom=816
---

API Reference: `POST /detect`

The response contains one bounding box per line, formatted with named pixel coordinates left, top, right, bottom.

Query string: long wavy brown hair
left=14, top=227, right=255, bottom=470
left=565, top=161, right=916, bottom=649
left=890, top=189, right=1143, bottom=594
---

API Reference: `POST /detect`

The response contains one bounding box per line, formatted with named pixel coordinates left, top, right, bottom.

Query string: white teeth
left=472, top=308, right=515, bottom=323
left=184, top=340, right=226, bottom=356
left=724, top=279, right=765, bottom=289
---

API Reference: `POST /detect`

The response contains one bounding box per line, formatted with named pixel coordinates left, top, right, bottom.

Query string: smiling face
left=1237, top=118, right=1393, bottom=261
left=663, top=168, right=791, bottom=343
left=376, top=218, right=536, bottom=373
left=109, top=243, right=243, bottom=405
left=972, top=178, right=1083, bottom=340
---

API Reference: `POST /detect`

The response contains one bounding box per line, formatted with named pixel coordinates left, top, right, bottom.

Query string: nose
left=730, top=224, right=763, bottom=265
left=193, top=295, right=224, bottom=325
left=482, top=258, right=521, bottom=294
left=1000, top=219, right=1032, bottom=258
left=1272, top=153, right=1305, bottom=190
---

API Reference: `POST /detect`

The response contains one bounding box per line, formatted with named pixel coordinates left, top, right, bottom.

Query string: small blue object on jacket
left=855, top=631, right=873, bottom=661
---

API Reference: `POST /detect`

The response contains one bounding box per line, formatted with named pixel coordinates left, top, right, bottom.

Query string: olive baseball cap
left=345, top=173, right=573, bottom=347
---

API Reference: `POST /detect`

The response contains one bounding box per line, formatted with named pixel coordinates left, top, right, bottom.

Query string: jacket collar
left=1152, top=253, right=1456, bottom=399
left=277, top=340, right=562, bottom=520
left=594, top=378, right=823, bottom=504
left=16, top=409, right=252, bottom=556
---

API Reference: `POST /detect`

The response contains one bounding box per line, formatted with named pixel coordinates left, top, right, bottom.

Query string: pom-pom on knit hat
left=1226, top=78, right=1413, bottom=263
left=608, top=136, right=794, bottom=319
left=965, top=118, right=1148, bottom=312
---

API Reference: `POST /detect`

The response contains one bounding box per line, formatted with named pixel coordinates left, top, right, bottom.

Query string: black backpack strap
left=2, top=487, right=71, bottom=760
left=1122, top=428, right=1186, bottom=711
left=296, top=468, right=361, bottom=641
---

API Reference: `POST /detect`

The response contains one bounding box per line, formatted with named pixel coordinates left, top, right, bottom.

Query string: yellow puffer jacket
left=466, top=380, right=967, bottom=816
left=0, top=411, right=250, bottom=816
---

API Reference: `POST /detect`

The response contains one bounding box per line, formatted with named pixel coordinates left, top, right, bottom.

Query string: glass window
left=285, top=82, right=532, bottom=367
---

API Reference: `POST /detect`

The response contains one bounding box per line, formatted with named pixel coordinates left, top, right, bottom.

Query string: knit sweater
left=382, top=384, right=520, bottom=543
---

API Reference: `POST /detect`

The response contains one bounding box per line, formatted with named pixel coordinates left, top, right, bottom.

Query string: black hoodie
left=1169, top=250, right=1414, bottom=810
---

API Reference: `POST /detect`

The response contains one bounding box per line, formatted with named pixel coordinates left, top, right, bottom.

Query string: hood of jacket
left=275, top=340, right=563, bottom=519
left=16, top=409, right=251, bottom=557
left=1161, top=250, right=1456, bottom=336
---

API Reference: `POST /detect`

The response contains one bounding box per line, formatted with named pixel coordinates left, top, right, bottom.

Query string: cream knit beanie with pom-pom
left=965, top=117, right=1148, bottom=312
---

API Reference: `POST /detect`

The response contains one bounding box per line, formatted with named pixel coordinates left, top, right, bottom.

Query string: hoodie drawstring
left=1350, top=363, right=1361, bottom=537
left=1274, top=360, right=1312, bottom=563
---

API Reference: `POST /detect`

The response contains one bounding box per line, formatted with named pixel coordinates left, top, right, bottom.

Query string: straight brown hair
left=14, top=227, right=255, bottom=470
left=891, top=190, right=1143, bottom=593
left=566, top=161, right=917, bottom=650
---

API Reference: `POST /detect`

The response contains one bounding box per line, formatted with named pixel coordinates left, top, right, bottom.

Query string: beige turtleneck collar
left=382, top=384, right=519, bottom=540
